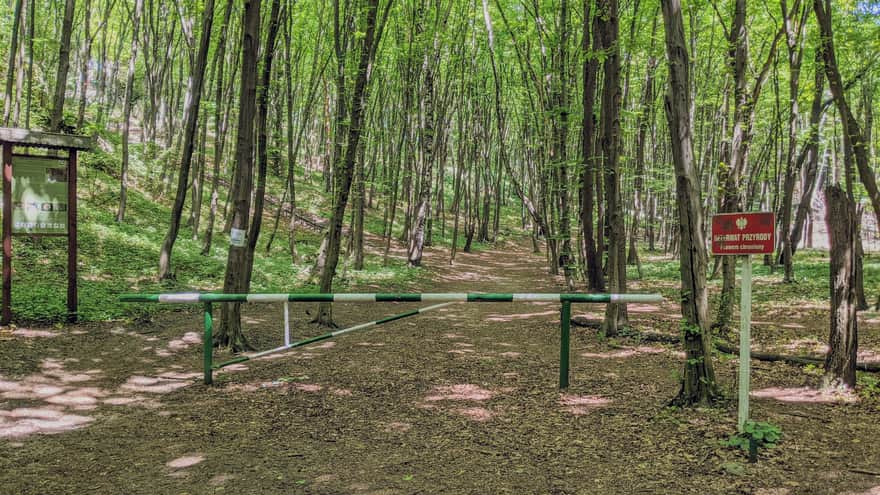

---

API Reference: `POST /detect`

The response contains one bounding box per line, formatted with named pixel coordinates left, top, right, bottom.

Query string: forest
left=1, top=0, right=880, bottom=493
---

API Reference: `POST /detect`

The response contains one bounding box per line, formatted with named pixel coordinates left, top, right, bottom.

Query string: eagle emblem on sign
left=736, top=217, right=748, bottom=230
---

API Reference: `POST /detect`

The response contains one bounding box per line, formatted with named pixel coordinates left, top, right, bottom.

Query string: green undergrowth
left=4, top=150, right=425, bottom=324
left=639, top=248, right=880, bottom=309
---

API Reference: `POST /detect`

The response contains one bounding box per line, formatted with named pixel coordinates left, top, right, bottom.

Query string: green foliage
left=802, top=363, right=824, bottom=376
left=8, top=151, right=426, bottom=324
left=857, top=373, right=880, bottom=400
left=723, top=421, right=782, bottom=451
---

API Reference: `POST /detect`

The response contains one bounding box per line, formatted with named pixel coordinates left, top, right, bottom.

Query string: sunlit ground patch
left=120, top=375, right=192, bottom=394
left=163, top=332, right=202, bottom=354
left=209, top=474, right=235, bottom=486
left=580, top=346, right=666, bottom=359
left=384, top=421, right=412, bottom=432
left=751, top=387, right=857, bottom=403
left=781, top=339, right=827, bottom=354
left=166, top=454, right=205, bottom=469
left=424, top=384, right=496, bottom=402
left=559, top=394, right=612, bottom=415
left=485, top=310, right=557, bottom=322
left=11, top=328, right=58, bottom=338
left=0, top=407, right=93, bottom=438
left=44, top=387, right=107, bottom=409
left=626, top=304, right=662, bottom=313
left=456, top=407, right=496, bottom=421
left=448, top=349, right=475, bottom=354
left=857, top=349, right=880, bottom=363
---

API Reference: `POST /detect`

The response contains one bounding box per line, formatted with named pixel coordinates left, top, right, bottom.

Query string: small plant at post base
left=723, top=420, right=782, bottom=463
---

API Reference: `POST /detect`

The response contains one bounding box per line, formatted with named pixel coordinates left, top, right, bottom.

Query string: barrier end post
left=204, top=303, right=213, bottom=385
left=559, top=301, right=571, bottom=389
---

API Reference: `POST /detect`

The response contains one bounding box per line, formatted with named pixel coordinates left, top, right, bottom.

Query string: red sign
left=711, top=212, right=775, bottom=255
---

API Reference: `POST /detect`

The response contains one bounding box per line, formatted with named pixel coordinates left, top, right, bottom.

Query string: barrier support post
left=559, top=301, right=571, bottom=389
left=204, top=302, right=213, bottom=385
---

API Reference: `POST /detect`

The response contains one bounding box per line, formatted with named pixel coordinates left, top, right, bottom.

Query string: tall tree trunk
left=777, top=0, right=807, bottom=282
left=598, top=0, right=627, bottom=336
left=2, top=0, right=23, bottom=126
left=214, top=0, right=263, bottom=350
left=24, top=0, right=35, bottom=127
left=627, top=13, right=659, bottom=279
left=314, top=0, right=388, bottom=326
left=552, top=0, right=573, bottom=290
left=661, top=0, right=719, bottom=405
left=715, top=0, right=782, bottom=329
left=76, top=0, right=93, bottom=129
left=408, top=37, right=436, bottom=267
left=116, top=0, right=144, bottom=222
left=157, top=0, right=216, bottom=278
left=49, top=0, right=77, bottom=131
left=242, top=0, right=282, bottom=292
left=581, top=0, right=604, bottom=292
left=823, top=184, right=858, bottom=389
left=814, top=0, right=880, bottom=228
left=789, top=49, right=825, bottom=258
left=201, top=0, right=235, bottom=256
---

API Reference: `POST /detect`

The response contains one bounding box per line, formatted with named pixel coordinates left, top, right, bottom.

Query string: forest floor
left=1, top=239, right=879, bottom=494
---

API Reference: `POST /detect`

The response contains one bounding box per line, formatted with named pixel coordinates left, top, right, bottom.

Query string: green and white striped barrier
left=120, top=292, right=664, bottom=388
left=120, top=292, right=662, bottom=304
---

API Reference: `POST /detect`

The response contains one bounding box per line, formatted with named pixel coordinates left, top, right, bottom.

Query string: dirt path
left=1, top=240, right=879, bottom=494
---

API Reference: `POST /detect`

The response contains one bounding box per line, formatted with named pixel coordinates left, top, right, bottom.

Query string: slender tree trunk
left=201, top=0, right=235, bottom=255
left=49, top=0, right=77, bottom=131
left=24, top=0, right=35, bottom=127
left=408, top=42, right=436, bottom=267
left=157, top=0, right=216, bottom=278
left=116, top=0, right=144, bottom=222
left=581, top=0, right=604, bottom=292
left=76, top=0, right=93, bottom=129
left=789, top=49, right=825, bottom=258
left=598, top=0, right=627, bottom=335
left=552, top=0, right=573, bottom=290
left=777, top=0, right=807, bottom=282
left=241, top=0, right=282, bottom=290
left=314, top=0, right=388, bottom=326
left=715, top=0, right=782, bottom=329
left=627, top=14, right=658, bottom=279
left=661, top=0, right=719, bottom=405
left=814, top=0, right=880, bottom=228
left=2, top=0, right=23, bottom=126
left=214, top=0, right=263, bottom=350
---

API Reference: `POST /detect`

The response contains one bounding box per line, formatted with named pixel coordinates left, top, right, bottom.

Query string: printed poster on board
left=11, top=156, right=69, bottom=234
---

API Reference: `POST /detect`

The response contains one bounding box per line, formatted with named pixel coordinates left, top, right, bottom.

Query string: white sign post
left=738, top=256, right=752, bottom=431
left=710, top=212, right=774, bottom=433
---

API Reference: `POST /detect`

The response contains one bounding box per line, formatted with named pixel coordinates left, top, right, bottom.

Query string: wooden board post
left=67, top=150, right=78, bottom=322
left=0, top=128, right=92, bottom=325
left=2, top=143, right=12, bottom=325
